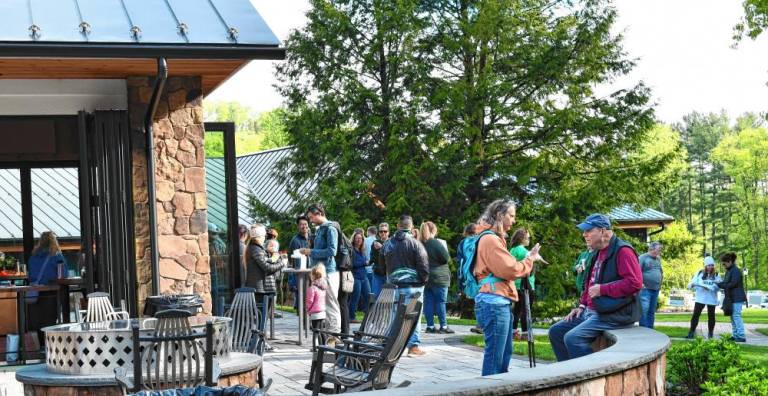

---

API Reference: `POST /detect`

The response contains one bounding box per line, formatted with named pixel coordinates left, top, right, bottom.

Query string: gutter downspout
left=145, top=57, right=168, bottom=296
left=648, top=222, right=667, bottom=238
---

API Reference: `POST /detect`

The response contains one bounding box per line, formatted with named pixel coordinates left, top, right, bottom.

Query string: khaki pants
left=324, top=272, right=341, bottom=333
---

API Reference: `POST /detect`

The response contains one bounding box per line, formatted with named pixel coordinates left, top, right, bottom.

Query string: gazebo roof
left=608, top=205, right=674, bottom=224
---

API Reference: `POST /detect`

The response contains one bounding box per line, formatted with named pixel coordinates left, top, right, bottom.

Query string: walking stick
left=521, top=275, right=536, bottom=367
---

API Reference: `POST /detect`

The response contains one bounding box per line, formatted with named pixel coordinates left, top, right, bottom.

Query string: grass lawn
left=670, top=339, right=768, bottom=366
left=654, top=326, right=692, bottom=338
left=656, top=308, right=768, bottom=324
left=756, top=328, right=768, bottom=337
left=463, top=334, right=556, bottom=362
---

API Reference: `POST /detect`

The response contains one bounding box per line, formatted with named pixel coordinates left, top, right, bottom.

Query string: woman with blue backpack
left=468, top=200, right=544, bottom=376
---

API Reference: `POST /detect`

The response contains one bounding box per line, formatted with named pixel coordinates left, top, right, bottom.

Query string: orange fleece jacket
left=474, top=225, right=533, bottom=302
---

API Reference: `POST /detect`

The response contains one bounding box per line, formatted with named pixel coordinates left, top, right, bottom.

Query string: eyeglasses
left=379, top=230, right=389, bottom=234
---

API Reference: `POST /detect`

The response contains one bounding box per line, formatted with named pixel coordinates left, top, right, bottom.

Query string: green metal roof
left=608, top=205, right=674, bottom=223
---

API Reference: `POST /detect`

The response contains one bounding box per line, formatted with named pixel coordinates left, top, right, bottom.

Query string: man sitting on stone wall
left=548, top=214, right=643, bottom=361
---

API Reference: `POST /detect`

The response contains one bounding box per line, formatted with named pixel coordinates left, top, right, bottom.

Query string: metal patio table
left=281, top=268, right=313, bottom=346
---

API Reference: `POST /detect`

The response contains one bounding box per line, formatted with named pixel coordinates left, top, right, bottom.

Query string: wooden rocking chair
left=309, top=297, right=422, bottom=395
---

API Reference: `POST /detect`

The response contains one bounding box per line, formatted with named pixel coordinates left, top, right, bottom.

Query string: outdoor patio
left=250, top=310, right=534, bottom=395
left=0, top=307, right=535, bottom=396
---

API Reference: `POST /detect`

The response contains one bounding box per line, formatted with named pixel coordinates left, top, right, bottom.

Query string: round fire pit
left=42, top=316, right=232, bottom=375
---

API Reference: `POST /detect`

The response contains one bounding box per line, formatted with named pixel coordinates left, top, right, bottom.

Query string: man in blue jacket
left=300, top=204, right=341, bottom=334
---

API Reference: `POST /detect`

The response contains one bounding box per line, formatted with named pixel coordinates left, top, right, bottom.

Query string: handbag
left=340, top=271, right=354, bottom=293
left=592, top=295, right=634, bottom=314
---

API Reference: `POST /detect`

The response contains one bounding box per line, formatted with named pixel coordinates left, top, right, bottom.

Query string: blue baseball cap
left=577, top=214, right=612, bottom=231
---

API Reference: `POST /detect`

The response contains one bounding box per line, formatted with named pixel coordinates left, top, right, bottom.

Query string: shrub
left=666, top=338, right=742, bottom=395
left=702, top=365, right=768, bottom=395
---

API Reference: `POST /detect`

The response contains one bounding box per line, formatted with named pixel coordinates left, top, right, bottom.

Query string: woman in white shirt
left=686, top=255, right=722, bottom=339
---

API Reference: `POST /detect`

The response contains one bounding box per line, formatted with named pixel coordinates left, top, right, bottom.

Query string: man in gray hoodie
left=382, top=215, right=429, bottom=356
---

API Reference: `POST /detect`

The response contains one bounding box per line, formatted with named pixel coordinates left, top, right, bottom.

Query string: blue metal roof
left=0, top=0, right=283, bottom=59
left=608, top=205, right=674, bottom=223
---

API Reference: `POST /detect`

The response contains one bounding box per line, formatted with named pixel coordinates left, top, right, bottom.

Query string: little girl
left=306, top=264, right=328, bottom=337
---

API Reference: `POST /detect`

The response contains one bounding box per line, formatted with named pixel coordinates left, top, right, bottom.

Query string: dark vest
left=587, top=235, right=641, bottom=325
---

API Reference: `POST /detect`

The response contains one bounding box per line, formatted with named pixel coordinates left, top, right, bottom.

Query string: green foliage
left=653, top=222, right=703, bottom=293
left=703, top=365, right=768, bottom=395
left=256, top=108, right=290, bottom=150
left=667, top=338, right=742, bottom=395
left=275, top=0, right=672, bottom=317
left=735, top=0, right=768, bottom=42
left=203, top=101, right=289, bottom=156
left=711, top=127, right=768, bottom=289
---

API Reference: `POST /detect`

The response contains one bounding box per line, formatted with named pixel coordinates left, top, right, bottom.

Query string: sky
left=208, top=0, right=768, bottom=125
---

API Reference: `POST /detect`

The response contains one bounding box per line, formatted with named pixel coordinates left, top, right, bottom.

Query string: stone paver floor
left=262, top=310, right=533, bottom=395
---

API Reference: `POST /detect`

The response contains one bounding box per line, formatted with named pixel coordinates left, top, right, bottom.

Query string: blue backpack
left=457, top=230, right=504, bottom=299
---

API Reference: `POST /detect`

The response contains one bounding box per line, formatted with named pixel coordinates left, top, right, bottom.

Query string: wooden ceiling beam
left=0, top=58, right=248, bottom=94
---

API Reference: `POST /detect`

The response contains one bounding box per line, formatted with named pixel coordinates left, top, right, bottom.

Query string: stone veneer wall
left=127, top=76, right=211, bottom=314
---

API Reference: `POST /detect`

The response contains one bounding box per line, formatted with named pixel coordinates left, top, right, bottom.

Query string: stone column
left=128, top=76, right=211, bottom=314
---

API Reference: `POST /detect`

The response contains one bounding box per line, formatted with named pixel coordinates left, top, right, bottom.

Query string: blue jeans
left=639, top=288, right=659, bottom=329
left=474, top=299, right=513, bottom=375
left=731, top=302, right=745, bottom=339
left=371, top=274, right=387, bottom=298
left=395, top=286, right=424, bottom=348
left=424, top=286, right=448, bottom=328
left=348, top=276, right=371, bottom=320
left=548, top=309, right=624, bottom=361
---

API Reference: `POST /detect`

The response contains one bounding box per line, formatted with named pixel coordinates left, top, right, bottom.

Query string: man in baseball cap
left=576, top=213, right=612, bottom=231
left=548, top=212, right=642, bottom=362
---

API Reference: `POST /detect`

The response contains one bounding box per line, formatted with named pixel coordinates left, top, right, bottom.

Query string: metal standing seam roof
left=608, top=205, right=674, bottom=223
left=0, top=0, right=283, bottom=59
left=236, top=146, right=318, bottom=215
left=204, top=157, right=255, bottom=232
left=0, top=168, right=81, bottom=241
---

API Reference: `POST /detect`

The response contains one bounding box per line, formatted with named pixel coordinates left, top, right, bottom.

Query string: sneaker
left=469, top=327, right=484, bottom=334
left=274, top=312, right=283, bottom=319
left=708, top=332, right=714, bottom=339
left=733, top=337, right=747, bottom=343
left=425, top=327, right=437, bottom=334
left=685, top=331, right=695, bottom=339
left=407, top=346, right=426, bottom=357
left=439, top=327, right=455, bottom=334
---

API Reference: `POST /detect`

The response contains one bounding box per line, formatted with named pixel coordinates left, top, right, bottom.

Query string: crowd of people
left=237, top=200, right=750, bottom=377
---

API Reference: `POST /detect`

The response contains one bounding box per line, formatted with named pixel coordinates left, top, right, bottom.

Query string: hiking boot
left=439, top=327, right=455, bottom=334
left=425, top=327, right=437, bottom=334
left=685, top=331, right=695, bottom=339
left=407, top=346, right=426, bottom=357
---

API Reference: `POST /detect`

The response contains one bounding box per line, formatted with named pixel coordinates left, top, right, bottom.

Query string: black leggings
left=512, top=290, right=535, bottom=332
left=689, top=302, right=716, bottom=334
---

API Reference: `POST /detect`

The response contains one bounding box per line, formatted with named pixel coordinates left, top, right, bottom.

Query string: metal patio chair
left=115, top=309, right=220, bottom=393
left=79, top=291, right=130, bottom=323
left=225, top=287, right=268, bottom=388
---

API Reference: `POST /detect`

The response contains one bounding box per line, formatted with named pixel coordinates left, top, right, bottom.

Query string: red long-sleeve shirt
left=580, top=246, right=643, bottom=309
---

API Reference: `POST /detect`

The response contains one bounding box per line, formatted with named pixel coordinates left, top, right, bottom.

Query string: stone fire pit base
left=17, top=352, right=261, bottom=396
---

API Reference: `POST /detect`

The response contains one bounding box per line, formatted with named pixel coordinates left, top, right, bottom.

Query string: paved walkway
left=262, top=311, right=535, bottom=395
left=657, top=321, right=768, bottom=345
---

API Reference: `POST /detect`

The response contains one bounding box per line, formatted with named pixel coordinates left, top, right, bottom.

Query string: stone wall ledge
left=15, top=352, right=261, bottom=387
left=348, top=326, right=670, bottom=396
